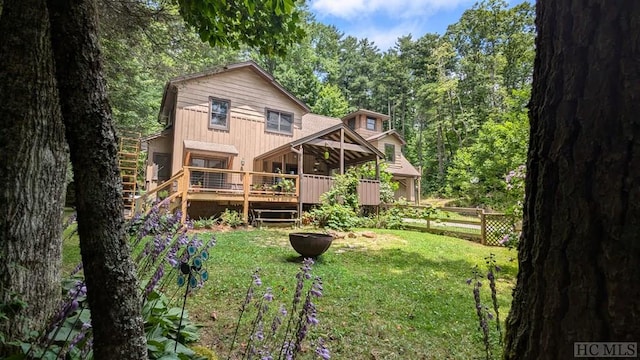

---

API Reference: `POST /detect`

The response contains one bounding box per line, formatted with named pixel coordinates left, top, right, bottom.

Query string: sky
left=308, top=0, right=525, bottom=51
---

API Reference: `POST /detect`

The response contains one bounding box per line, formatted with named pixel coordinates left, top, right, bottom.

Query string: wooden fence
left=383, top=204, right=514, bottom=246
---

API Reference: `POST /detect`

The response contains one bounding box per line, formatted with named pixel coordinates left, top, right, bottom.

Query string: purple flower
left=263, top=288, right=274, bottom=302
left=315, top=338, right=331, bottom=360
left=495, top=265, right=502, bottom=272
left=253, top=271, right=262, bottom=286
left=465, top=278, right=473, bottom=285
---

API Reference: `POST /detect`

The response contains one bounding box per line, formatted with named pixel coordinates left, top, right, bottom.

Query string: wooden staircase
left=117, top=131, right=141, bottom=218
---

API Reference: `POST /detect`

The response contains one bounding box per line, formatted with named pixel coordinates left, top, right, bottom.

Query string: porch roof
left=387, top=155, right=421, bottom=177
left=254, top=123, right=385, bottom=165
left=183, top=140, right=239, bottom=156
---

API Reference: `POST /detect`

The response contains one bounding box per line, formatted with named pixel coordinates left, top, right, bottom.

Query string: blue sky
left=308, top=0, right=528, bottom=51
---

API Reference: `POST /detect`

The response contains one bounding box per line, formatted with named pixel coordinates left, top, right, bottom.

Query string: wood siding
left=369, top=137, right=403, bottom=169
left=352, top=114, right=381, bottom=139
left=171, top=67, right=308, bottom=174
left=146, top=135, right=173, bottom=188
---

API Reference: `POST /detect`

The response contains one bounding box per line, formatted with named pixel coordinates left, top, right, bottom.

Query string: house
left=143, top=61, right=420, bottom=223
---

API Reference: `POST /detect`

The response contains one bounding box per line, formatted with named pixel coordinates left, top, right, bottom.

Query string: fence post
left=480, top=210, right=487, bottom=245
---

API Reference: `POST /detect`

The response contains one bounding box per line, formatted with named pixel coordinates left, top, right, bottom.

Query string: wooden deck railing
left=135, top=169, right=185, bottom=215
left=300, top=174, right=381, bottom=205
left=136, top=168, right=381, bottom=222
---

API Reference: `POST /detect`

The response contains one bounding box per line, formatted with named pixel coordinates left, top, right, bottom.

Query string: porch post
left=297, top=145, right=304, bottom=219
left=375, top=157, right=380, bottom=180
left=339, top=128, right=344, bottom=174
left=281, top=154, right=286, bottom=173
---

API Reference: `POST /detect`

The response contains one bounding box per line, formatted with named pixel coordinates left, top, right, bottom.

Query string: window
left=209, top=97, right=230, bottom=130
left=266, top=109, right=293, bottom=134
left=384, top=143, right=395, bottom=162
left=366, top=117, right=376, bottom=130
left=347, top=118, right=356, bottom=130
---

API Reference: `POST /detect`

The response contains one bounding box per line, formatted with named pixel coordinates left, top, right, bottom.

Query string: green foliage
left=445, top=89, right=529, bottom=209
left=354, top=162, right=398, bottom=204
left=311, top=83, right=351, bottom=117
left=220, top=209, right=243, bottom=228
left=308, top=204, right=359, bottom=231
left=144, top=290, right=201, bottom=360
left=320, top=169, right=361, bottom=212
left=193, top=217, right=218, bottom=230
left=176, top=0, right=305, bottom=56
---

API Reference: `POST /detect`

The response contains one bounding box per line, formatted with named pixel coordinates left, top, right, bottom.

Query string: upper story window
left=209, top=97, right=230, bottom=130
left=384, top=143, right=395, bottom=162
left=266, top=109, right=293, bottom=135
left=366, top=117, right=376, bottom=130
left=347, top=118, right=356, bottom=130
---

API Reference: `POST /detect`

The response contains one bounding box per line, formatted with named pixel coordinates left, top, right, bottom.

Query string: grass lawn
left=182, top=228, right=518, bottom=359
left=61, top=226, right=517, bottom=359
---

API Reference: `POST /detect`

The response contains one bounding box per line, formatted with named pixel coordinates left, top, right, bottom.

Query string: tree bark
left=47, top=0, right=148, bottom=358
left=504, top=1, right=640, bottom=359
left=0, top=0, right=67, bottom=347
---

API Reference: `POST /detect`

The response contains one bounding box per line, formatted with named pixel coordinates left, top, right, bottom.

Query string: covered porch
left=136, top=124, right=385, bottom=223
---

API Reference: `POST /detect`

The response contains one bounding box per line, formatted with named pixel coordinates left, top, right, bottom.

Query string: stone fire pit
left=288, top=232, right=334, bottom=257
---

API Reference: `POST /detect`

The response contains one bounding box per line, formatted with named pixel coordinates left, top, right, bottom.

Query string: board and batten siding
left=171, top=67, right=307, bottom=174
left=370, top=137, right=403, bottom=169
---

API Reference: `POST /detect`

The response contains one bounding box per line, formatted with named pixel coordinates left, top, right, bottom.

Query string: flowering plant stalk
left=225, top=258, right=330, bottom=360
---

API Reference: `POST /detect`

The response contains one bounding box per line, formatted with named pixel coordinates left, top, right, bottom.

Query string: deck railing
left=184, top=166, right=299, bottom=197
left=136, top=169, right=381, bottom=222
left=300, top=174, right=380, bottom=205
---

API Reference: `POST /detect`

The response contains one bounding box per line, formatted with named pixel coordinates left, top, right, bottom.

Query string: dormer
left=341, top=109, right=390, bottom=138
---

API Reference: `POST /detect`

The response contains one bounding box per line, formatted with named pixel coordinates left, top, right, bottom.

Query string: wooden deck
left=135, top=167, right=380, bottom=223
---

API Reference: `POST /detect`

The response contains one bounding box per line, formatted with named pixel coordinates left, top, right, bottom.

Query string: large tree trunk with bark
left=47, top=1, right=147, bottom=358
left=0, top=0, right=67, bottom=347
left=504, top=1, right=640, bottom=359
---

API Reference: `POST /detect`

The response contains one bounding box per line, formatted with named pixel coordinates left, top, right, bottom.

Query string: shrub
left=308, top=204, right=359, bottom=231
left=220, top=209, right=243, bottom=228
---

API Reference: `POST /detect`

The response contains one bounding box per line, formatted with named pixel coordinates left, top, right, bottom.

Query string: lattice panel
left=484, top=214, right=512, bottom=246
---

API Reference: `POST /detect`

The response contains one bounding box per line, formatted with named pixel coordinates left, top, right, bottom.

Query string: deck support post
left=181, top=167, right=189, bottom=224
left=243, top=171, right=250, bottom=224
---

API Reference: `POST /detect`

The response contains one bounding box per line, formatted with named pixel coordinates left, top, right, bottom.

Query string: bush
left=308, top=204, right=359, bottom=231
left=220, top=209, right=243, bottom=228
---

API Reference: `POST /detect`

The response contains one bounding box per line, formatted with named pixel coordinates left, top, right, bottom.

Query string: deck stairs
left=117, top=131, right=141, bottom=218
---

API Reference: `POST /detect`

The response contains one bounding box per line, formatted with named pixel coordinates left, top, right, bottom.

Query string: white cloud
left=311, top=0, right=470, bottom=19
left=351, top=22, right=423, bottom=50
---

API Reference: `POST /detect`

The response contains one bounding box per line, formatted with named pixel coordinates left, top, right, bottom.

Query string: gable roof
left=158, top=60, right=310, bottom=124
left=366, top=129, right=407, bottom=145
left=172, top=61, right=309, bottom=112
left=255, top=122, right=385, bottom=161
left=342, top=109, right=390, bottom=121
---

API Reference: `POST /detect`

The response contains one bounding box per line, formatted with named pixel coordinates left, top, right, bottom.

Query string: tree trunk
left=504, top=1, right=640, bottom=359
left=0, top=0, right=67, bottom=347
left=47, top=1, right=148, bottom=359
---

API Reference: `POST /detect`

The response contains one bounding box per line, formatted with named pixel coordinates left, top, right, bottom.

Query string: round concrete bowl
left=289, top=232, right=334, bottom=258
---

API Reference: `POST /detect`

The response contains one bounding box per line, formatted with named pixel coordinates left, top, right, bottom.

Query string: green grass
left=60, top=225, right=517, bottom=359
left=184, top=228, right=517, bottom=359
